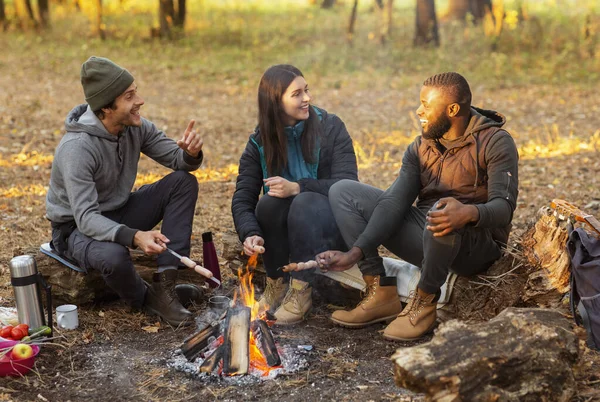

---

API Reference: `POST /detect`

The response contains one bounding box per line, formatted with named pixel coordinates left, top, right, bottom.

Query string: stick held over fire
left=223, top=307, right=251, bottom=376
left=164, top=247, right=221, bottom=287
left=251, top=319, right=281, bottom=367
left=281, top=260, right=320, bottom=272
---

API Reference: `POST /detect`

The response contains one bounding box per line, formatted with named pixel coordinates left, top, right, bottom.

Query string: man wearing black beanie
left=46, top=56, right=206, bottom=326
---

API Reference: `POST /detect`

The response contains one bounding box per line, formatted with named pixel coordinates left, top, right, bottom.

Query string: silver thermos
left=9, top=255, right=53, bottom=331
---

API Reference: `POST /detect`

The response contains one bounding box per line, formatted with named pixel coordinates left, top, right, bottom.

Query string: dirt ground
left=1, top=53, right=600, bottom=400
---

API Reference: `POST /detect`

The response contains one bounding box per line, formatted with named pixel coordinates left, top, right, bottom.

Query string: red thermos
left=202, top=232, right=221, bottom=288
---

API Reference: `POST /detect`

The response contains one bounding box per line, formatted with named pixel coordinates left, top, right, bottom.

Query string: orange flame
left=231, top=253, right=281, bottom=376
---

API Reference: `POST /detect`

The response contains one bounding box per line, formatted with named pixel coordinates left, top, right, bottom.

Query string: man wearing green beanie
left=46, top=56, right=206, bottom=326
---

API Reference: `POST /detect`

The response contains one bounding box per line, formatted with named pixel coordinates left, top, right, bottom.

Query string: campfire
left=176, top=254, right=287, bottom=378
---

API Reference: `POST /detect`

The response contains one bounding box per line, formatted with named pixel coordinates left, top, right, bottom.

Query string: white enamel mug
left=56, top=304, right=79, bottom=330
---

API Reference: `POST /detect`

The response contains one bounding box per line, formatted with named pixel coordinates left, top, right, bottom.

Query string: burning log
left=223, top=307, right=251, bottom=375
left=180, top=321, right=221, bottom=362
left=199, top=344, right=224, bottom=374
left=251, top=319, right=281, bottom=367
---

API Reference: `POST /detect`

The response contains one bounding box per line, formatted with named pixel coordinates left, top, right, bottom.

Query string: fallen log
left=392, top=307, right=580, bottom=401
left=251, top=319, right=281, bottom=367
left=222, top=306, right=251, bottom=376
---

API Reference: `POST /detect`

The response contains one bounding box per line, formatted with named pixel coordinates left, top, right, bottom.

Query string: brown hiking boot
left=144, top=270, right=193, bottom=327
left=274, top=279, right=312, bottom=325
left=383, top=288, right=437, bottom=341
left=257, top=277, right=288, bottom=313
left=330, top=275, right=402, bottom=328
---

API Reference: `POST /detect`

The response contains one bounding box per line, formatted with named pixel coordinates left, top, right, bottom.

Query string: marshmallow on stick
left=165, top=248, right=221, bottom=286
left=281, top=260, right=319, bottom=272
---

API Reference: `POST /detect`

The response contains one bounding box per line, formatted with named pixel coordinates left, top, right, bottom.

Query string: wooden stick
left=281, top=260, right=319, bottom=272
left=251, top=319, right=281, bottom=367
left=222, top=307, right=251, bottom=376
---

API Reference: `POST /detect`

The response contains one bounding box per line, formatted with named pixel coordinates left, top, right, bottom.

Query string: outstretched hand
left=426, top=197, right=479, bottom=237
left=177, top=119, right=204, bottom=158
left=316, top=247, right=363, bottom=272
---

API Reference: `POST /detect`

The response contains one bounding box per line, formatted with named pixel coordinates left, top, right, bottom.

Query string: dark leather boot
left=144, top=270, right=193, bottom=326
left=175, top=283, right=205, bottom=308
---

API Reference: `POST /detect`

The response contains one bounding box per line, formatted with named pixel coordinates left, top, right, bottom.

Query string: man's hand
left=177, top=119, right=204, bottom=158
left=316, top=247, right=363, bottom=272
left=264, top=176, right=300, bottom=198
left=133, top=230, right=169, bottom=255
left=243, top=235, right=265, bottom=256
left=426, top=197, right=479, bottom=237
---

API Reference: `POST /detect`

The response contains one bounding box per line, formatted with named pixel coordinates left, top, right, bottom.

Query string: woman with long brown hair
left=232, top=64, right=358, bottom=325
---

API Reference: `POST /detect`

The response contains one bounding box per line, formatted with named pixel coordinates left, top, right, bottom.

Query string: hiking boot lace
left=263, top=279, right=282, bottom=305
left=359, top=278, right=379, bottom=307
left=399, top=290, right=422, bottom=319
left=282, top=287, right=302, bottom=313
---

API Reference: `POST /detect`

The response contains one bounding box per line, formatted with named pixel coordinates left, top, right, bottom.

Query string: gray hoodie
left=46, top=104, right=203, bottom=246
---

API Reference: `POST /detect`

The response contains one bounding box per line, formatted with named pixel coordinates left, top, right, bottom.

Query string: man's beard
left=422, top=114, right=451, bottom=140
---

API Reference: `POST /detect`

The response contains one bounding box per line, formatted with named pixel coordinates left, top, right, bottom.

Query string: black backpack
left=567, top=227, right=600, bottom=350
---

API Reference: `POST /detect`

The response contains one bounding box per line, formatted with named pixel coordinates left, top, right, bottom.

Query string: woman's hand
left=264, top=176, right=300, bottom=198
left=243, top=235, right=265, bottom=256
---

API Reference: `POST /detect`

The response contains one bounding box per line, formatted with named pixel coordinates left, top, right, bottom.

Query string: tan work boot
left=274, top=278, right=312, bottom=325
left=257, top=277, right=288, bottom=313
left=383, top=288, right=437, bottom=341
left=330, top=275, right=402, bottom=328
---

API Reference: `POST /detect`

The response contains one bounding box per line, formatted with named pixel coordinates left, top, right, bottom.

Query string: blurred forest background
left=1, top=1, right=600, bottom=400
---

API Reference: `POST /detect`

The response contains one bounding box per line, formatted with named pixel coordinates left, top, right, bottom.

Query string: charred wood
left=223, top=307, right=251, bottom=375
left=199, top=344, right=223, bottom=374
left=181, top=322, right=220, bottom=362
left=251, top=320, right=281, bottom=367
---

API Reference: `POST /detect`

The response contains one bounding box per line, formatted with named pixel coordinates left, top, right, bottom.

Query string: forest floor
left=1, top=5, right=600, bottom=400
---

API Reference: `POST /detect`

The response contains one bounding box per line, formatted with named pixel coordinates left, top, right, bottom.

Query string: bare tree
left=159, top=0, right=175, bottom=38
left=414, top=0, right=439, bottom=46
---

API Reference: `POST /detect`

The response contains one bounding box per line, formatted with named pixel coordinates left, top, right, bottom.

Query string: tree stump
left=391, top=308, right=580, bottom=402
left=521, top=207, right=571, bottom=307
left=31, top=249, right=209, bottom=305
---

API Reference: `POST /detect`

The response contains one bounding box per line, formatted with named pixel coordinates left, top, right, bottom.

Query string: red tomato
left=15, top=323, right=29, bottom=334
left=10, top=327, right=26, bottom=340
left=0, top=326, right=13, bottom=339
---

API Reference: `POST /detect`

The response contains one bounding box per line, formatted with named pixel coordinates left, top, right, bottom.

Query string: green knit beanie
left=80, top=56, right=134, bottom=111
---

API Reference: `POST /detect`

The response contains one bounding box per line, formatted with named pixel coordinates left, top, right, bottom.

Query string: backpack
left=567, top=227, right=600, bottom=350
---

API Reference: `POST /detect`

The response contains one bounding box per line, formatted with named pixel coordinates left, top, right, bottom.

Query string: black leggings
left=255, top=192, right=346, bottom=284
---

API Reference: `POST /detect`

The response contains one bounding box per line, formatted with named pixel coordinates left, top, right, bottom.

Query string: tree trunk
left=159, top=0, right=173, bottom=38
left=446, top=0, right=469, bottom=20
left=469, top=0, right=492, bottom=22
left=174, top=0, right=185, bottom=27
left=0, top=0, right=6, bottom=30
left=321, top=0, right=335, bottom=8
left=376, top=0, right=393, bottom=44
left=346, top=0, right=359, bottom=43
left=95, top=0, right=105, bottom=39
left=38, top=0, right=50, bottom=27
left=24, top=0, right=39, bottom=27
left=414, top=0, right=439, bottom=46
left=392, top=308, right=579, bottom=401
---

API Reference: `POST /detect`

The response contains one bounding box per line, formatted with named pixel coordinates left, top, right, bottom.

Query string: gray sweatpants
left=329, top=180, right=502, bottom=294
